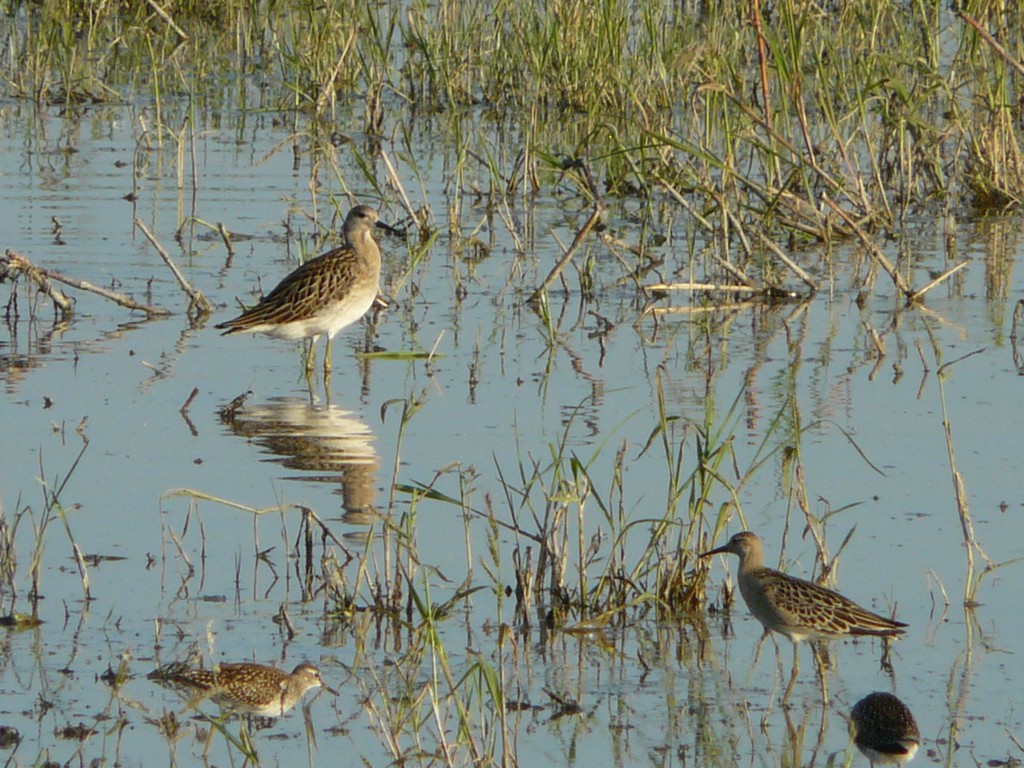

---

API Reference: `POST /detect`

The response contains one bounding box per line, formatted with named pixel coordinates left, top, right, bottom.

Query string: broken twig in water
left=179, top=386, right=200, bottom=437
left=144, top=0, right=189, bottom=43
left=756, top=230, right=818, bottom=292
left=529, top=202, right=605, bottom=304
left=528, top=157, right=605, bottom=304
left=216, top=222, right=235, bottom=258
left=910, top=260, right=970, bottom=301
left=135, top=218, right=212, bottom=319
left=644, top=281, right=759, bottom=294
left=823, top=198, right=914, bottom=298
left=958, top=11, right=1024, bottom=76
left=180, top=387, right=200, bottom=413
left=2, top=249, right=167, bottom=318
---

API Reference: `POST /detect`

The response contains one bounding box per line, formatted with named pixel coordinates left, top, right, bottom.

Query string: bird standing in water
left=149, top=661, right=335, bottom=718
left=701, top=531, right=906, bottom=703
left=216, top=205, right=387, bottom=376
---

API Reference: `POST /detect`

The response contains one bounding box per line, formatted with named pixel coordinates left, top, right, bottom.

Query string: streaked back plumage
left=216, top=205, right=382, bottom=344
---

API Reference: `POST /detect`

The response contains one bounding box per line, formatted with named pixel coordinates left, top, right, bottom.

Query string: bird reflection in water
left=221, top=397, right=379, bottom=529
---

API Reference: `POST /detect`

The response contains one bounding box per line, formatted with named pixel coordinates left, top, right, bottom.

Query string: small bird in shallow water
left=149, top=661, right=335, bottom=717
left=701, top=531, right=906, bottom=701
left=851, top=691, right=920, bottom=767
left=216, top=205, right=388, bottom=375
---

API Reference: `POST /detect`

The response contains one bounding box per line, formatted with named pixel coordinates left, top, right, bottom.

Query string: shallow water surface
left=1, top=90, right=1023, bottom=768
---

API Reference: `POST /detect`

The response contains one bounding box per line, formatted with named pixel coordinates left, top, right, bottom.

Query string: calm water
left=2, top=93, right=1023, bottom=766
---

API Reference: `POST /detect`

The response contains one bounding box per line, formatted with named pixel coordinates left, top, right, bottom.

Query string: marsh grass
left=4, top=0, right=1017, bottom=318
left=0, top=432, right=92, bottom=620
left=3, top=0, right=1016, bottom=215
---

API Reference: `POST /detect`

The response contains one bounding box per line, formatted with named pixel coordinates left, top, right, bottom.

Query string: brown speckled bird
left=216, top=205, right=385, bottom=374
left=701, top=531, right=906, bottom=701
left=151, top=662, right=334, bottom=717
